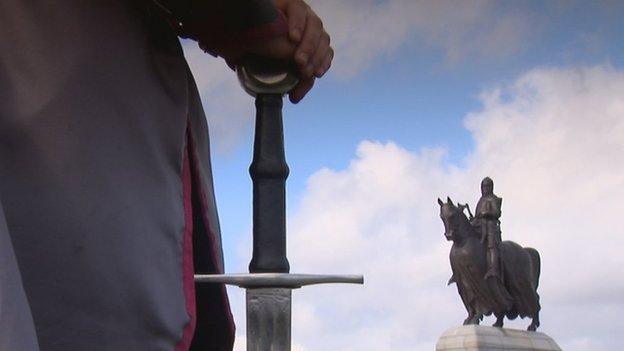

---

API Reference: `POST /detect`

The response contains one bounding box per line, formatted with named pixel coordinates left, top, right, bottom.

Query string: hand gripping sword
left=195, top=55, right=364, bottom=351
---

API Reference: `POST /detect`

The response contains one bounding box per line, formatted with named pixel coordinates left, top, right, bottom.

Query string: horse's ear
left=447, top=196, right=454, bottom=206
left=437, top=198, right=444, bottom=206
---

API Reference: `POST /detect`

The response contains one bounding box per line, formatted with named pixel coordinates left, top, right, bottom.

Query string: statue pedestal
left=436, top=325, right=561, bottom=351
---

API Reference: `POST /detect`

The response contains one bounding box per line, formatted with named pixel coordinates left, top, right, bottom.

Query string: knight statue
left=438, top=177, right=541, bottom=331
left=470, top=177, right=502, bottom=281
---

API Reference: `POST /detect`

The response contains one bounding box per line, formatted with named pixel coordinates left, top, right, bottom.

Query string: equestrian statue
left=437, top=177, right=541, bottom=331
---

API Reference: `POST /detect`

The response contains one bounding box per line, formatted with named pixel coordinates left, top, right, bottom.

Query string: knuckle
left=322, top=32, right=330, bottom=45
left=313, top=14, right=323, bottom=28
left=305, top=7, right=319, bottom=24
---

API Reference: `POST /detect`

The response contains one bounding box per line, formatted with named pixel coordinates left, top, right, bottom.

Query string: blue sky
left=184, top=1, right=624, bottom=350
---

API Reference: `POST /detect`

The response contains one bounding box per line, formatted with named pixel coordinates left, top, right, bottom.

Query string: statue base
left=436, top=325, right=561, bottom=351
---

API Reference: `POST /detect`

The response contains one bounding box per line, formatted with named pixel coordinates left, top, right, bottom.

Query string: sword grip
left=249, top=94, right=290, bottom=273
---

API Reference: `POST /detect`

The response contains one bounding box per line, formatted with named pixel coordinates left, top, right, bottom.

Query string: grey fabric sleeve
left=0, top=201, right=40, bottom=351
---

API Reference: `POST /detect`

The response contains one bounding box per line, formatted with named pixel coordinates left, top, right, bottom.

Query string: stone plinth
left=436, top=325, right=561, bottom=351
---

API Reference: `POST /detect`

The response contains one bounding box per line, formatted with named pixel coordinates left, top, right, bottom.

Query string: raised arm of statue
left=465, top=203, right=474, bottom=220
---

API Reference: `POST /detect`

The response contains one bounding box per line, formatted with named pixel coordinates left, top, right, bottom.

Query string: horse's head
left=437, top=197, right=468, bottom=242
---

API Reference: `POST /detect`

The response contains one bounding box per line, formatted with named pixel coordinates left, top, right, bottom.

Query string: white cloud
left=283, top=65, right=624, bottom=350
left=309, top=0, right=535, bottom=77
left=182, top=42, right=254, bottom=153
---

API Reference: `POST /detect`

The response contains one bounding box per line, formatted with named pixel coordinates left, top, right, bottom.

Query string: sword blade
left=247, top=288, right=291, bottom=351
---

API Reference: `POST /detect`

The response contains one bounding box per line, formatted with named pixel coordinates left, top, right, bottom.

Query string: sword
left=195, top=55, right=364, bottom=351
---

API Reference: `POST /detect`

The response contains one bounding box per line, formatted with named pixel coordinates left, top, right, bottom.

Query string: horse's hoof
left=463, top=315, right=477, bottom=325
left=493, top=322, right=503, bottom=328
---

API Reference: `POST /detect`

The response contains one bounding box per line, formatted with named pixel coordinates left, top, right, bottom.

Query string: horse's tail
left=525, top=247, right=541, bottom=291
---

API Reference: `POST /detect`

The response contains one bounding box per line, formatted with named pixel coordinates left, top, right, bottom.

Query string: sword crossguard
left=195, top=273, right=364, bottom=289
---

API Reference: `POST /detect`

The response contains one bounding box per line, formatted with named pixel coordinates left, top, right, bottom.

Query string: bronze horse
left=438, top=197, right=541, bottom=331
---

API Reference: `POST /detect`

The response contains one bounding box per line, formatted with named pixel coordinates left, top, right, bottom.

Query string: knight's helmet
left=481, top=177, right=494, bottom=195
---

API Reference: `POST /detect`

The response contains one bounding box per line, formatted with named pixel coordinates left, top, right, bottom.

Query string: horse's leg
left=474, top=314, right=483, bottom=325
left=463, top=314, right=480, bottom=325
left=465, top=313, right=481, bottom=325
left=463, top=306, right=476, bottom=325
left=528, top=311, right=540, bottom=331
left=493, top=314, right=504, bottom=328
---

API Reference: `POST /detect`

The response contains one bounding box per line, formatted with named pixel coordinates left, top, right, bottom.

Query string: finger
left=309, top=32, right=330, bottom=77
left=320, top=47, right=334, bottom=75
left=295, top=11, right=323, bottom=73
left=284, top=0, right=308, bottom=43
left=289, top=76, right=315, bottom=104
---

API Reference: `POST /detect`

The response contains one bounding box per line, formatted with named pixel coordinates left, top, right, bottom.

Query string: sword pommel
left=237, top=54, right=299, bottom=97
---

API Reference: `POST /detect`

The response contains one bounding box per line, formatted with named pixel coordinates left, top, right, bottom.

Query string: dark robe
left=0, top=1, right=285, bottom=350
